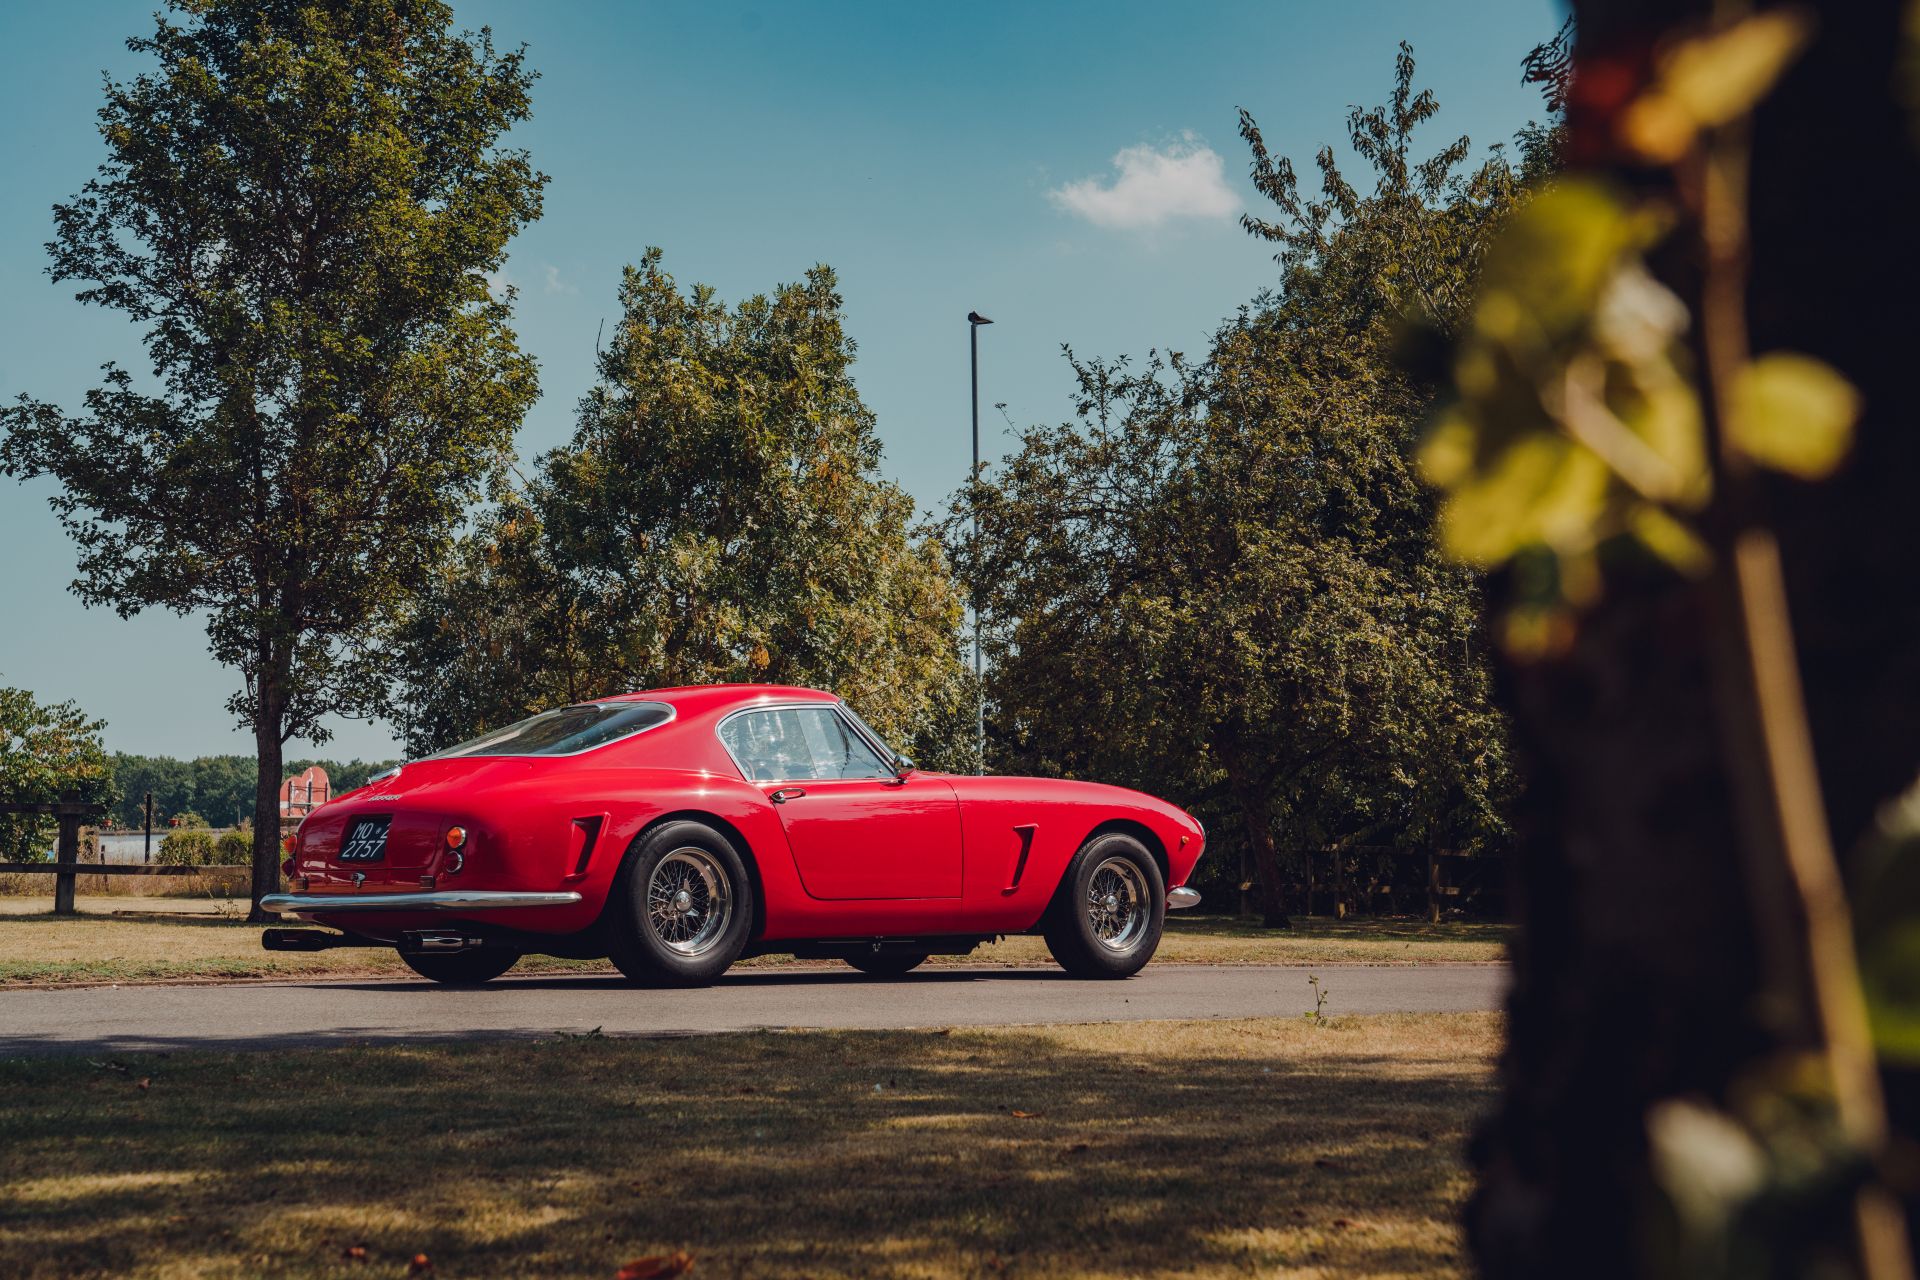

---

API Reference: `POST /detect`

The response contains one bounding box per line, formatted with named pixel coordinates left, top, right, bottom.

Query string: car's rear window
left=426, top=702, right=673, bottom=759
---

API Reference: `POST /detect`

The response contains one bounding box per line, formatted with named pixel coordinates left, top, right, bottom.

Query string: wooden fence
left=0, top=796, right=247, bottom=915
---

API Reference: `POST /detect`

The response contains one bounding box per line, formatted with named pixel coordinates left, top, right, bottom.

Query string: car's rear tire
left=398, top=948, right=520, bottom=986
left=1042, top=832, right=1165, bottom=979
left=843, top=951, right=930, bottom=977
left=606, top=820, right=754, bottom=988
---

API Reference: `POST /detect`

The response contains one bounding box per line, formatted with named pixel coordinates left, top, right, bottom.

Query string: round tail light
left=445, top=826, right=468, bottom=849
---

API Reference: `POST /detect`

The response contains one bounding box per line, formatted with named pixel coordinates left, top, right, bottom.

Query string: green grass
left=0, top=1013, right=1500, bottom=1278
left=0, top=910, right=1507, bottom=987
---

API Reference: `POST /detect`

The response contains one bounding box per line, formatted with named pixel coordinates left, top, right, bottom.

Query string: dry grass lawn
left=0, top=901, right=1506, bottom=986
left=0, top=1012, right=1500, bottom=1278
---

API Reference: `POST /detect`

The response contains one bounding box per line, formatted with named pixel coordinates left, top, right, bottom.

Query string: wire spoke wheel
left=646, top=847, right=733, bottom=957
left=1086, top=855, right=1149, bottom=952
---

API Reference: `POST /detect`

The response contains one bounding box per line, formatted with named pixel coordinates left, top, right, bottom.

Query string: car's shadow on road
left=319, top=967, right=1088, bottom=994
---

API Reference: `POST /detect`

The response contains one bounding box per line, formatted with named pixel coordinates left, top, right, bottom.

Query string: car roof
left=596, top=684, right=840, bottom=717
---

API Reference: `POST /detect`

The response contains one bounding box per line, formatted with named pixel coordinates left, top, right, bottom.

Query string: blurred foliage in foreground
left=1444, top=5, right=1920, bottom=1278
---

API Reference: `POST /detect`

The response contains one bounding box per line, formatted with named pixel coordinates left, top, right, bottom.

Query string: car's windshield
left=425, top=702, right=673, bottom=759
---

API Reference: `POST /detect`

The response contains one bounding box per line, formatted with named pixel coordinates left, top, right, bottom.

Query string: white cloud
left=482, top=267, right=512, bottom=301
left=1048, top=133, right=1238, bottom=231
left=542, top=263, right=578, bottom=296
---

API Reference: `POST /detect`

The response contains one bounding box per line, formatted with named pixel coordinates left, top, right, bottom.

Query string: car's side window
left=806, top=709, right=893, bottom=779
left=720, top=707, right=892, bottom=782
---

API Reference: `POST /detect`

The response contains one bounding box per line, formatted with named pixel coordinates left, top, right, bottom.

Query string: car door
left=718, top=704, right=963, bottom=899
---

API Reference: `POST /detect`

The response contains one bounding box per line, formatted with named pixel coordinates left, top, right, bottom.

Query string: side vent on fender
left=568, top=816, right=605, bottom=878
left=1002, top=824, right=1038, bottom=894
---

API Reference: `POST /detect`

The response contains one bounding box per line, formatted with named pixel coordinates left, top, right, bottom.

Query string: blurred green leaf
left=1423, top=179, right=1712, bottom=601
left=1627, top=506, right=1712, bottom=576
left=1726, top=353, right=1860, bottom=480
left=1623, top=11, right=1815, bottom=162
left=1473, top=181, right=1649, bottom=339
left=1647, top=1099, right=1769, bottom=1238
left=1852, top=778, right=1920, bottom=1063
left=1863, top=928, right=1920, bottom=1062
left=1435, top=433, right=1610, bottom=566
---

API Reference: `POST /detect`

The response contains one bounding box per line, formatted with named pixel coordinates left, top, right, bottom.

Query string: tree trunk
left=247, top=688, right=285, bottom=924
left=1470, top=1, right=1920, bottom=1273
left=1755, top=0, right=1920, bottom=1255
left=1238, top=840, right=1255, bottom=918
left=1468, top=563, right=1768, bottom=1275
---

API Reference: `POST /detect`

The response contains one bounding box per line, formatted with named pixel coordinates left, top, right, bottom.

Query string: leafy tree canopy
left=951, top=46, right=1549, bottom=924
left=388, top=251, right=976, bottom=769
left=0, top=0, right=546, bottom=909
left=0, top=686, right=111, bottom=862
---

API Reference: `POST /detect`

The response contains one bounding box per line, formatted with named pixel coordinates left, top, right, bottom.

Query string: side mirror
left=894, top=755, right=916, bottom=778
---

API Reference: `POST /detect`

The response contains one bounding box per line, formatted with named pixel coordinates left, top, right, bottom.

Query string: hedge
left=155, top=828, right=218, bottom=866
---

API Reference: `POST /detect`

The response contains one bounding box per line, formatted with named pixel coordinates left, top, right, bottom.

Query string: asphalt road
left=0, top=964, right=1507, bottom=1058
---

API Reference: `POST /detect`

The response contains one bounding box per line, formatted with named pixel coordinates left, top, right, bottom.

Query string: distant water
left=41, top=830, right=242, bottom=864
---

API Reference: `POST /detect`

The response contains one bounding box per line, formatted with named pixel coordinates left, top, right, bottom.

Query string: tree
left=106, top=752, right=399, bottom=828
left=0, top=686, right=111, bottom=862
left=104, top=754, right=192, bottom=828
left=0, top=1, right=545, bottom=918
left=291, top=757, right=403, bottom=795
left=951, top=47, right=1534, bottom=925
left=387, top=251, right=976, bottom=768
left=1419, top=3, right=1920, bottom=1273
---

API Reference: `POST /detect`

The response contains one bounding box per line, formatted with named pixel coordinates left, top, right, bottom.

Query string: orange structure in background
left=279, top=766, right=331, bottom=824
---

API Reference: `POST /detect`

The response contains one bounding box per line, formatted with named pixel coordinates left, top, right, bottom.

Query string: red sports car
left=262, top=684, right=1204, bottom=986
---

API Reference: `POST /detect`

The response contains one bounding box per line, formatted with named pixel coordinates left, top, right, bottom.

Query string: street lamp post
left=967, top=310, right=992, bottom=775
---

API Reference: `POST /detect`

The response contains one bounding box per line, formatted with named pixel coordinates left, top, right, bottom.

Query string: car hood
left=938, top=772, right=1201, bottom=825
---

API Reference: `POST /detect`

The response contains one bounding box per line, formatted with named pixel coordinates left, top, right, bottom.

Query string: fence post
left=1426, top=851, right=1440, bottom=924
left=53, top=810, right=80, bottom=916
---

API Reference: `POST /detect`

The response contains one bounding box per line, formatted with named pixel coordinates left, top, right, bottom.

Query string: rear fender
left=614, top=808, right=772, bottom=941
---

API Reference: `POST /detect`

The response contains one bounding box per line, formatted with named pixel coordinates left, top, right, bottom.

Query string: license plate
left=338, top=815, right=391, bottom=863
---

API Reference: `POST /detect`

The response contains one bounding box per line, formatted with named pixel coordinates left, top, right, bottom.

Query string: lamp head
left=967, top=311, right=993, bottom=326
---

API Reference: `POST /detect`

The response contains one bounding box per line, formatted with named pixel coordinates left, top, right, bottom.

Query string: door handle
left=770, top=787, right=807, bottom=805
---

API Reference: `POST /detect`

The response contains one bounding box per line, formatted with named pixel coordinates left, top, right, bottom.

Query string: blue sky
left=0, top=0, right=1559, bottom=759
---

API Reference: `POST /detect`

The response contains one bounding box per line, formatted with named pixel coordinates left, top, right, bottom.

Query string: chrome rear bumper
left=1167, top=886, right=1201, bottom=910
left=259, top=889, right=582, bottom=914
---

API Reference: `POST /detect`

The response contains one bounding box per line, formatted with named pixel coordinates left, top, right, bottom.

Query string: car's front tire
left=843, top=951, right=930, bottom=977
left=606, top=820, right=754, bottom=987
left=1042, top=832, right=1166, bottom=979
left=398, top=948, right=521, bottom=986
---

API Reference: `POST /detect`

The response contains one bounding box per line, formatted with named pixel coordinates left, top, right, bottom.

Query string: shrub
left=214, top=830, right=251, bottom=864
left=156, top=828, right=217, bottom=866
left=171, top=811, right=210, bottom=829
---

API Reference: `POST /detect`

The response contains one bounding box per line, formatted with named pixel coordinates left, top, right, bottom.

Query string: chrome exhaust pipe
left=261, top=927, right=381, bottom=952
left=399, top=930, right=487, bottom=954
